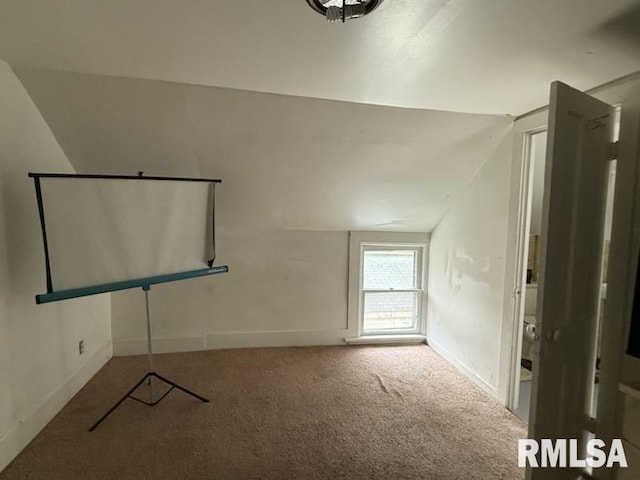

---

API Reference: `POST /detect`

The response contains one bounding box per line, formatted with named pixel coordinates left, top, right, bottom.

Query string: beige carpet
left=1, top=345, right=526, bottom=480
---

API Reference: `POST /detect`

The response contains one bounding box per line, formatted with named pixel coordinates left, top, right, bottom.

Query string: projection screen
left=30, top=173, right=227, bottom=303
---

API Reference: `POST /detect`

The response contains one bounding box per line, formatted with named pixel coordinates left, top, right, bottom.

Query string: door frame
left=504, top=124, right=547, bottom=411
left=501, top=75, right=640, bottom=411
left=500, top=115, right=547, bottom=410
left=500, top=74, right=640, bottom=464
left=594, top=82, right=640, bottom=480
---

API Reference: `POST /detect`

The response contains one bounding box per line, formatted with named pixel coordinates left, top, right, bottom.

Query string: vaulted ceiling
left=1, top=0, right=639, bottom=115
left=2, top=1, right=639, bottom=231
left=16, top=68, right=511, bottom=231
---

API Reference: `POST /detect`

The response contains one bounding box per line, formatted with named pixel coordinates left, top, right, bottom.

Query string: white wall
left=528, top=131, right=547, bottom=237
left=112, top=228, right=350, bottom=353
left=426, top=126, right=514, bottom=397
left=13, top=68, right=511, bottom=354
left=15, top=68, right=511, bottom=234
left=0, top=60, right=112, bottom=472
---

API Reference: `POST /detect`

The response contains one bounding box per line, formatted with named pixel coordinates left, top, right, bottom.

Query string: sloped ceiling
left=17, top=68, right=511, bottom=231
left=5, top=2, right=638, bottom=232
left=0, top=0, right=638, bottom=115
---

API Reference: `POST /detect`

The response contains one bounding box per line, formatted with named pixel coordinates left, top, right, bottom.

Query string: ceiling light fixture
left=306, top=0, right=385, bottom=22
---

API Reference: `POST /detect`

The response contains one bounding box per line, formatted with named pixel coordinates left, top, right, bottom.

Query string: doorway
left=511, top=111, right=621, bottom=425
left=513, top=129, right=547, bottom=422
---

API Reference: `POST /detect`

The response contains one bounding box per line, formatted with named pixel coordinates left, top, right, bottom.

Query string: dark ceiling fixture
left=306, top=0, right=385, bottom=22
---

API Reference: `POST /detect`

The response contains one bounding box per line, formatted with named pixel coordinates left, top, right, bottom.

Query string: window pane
left=362, top=250, right=417, bottom=289
left=363, top=291, right=418, bottom=331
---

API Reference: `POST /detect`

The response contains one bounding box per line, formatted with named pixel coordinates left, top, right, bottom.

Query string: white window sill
left=344, top=334, right=426, bottom=345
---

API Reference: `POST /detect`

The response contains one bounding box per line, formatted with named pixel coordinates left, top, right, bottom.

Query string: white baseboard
left=427, top=337, right=498, bottom=399
left=206, top=328, right=349, bottom=350
left=0, top=341, right=112, bottom=473
left=113, top=329, right=350, bottom=356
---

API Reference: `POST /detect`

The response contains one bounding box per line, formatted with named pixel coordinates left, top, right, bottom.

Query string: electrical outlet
left=78, top=339, right=85, bottom=355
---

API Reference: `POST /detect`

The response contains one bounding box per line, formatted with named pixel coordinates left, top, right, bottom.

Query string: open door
left=528, top=82, right=616, bottom=480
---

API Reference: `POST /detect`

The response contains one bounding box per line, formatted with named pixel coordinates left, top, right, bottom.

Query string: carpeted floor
left=0, top=345, right=526, bottom=480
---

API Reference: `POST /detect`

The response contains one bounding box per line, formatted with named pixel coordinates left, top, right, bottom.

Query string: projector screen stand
left=88, top=285, right=209, bottom=432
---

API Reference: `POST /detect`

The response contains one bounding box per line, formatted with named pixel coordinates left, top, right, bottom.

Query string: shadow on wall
left=0, top=171, right=45, bottom=297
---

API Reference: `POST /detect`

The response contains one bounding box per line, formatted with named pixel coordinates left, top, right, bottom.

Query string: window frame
left=347, top=231, right=429, bottom=338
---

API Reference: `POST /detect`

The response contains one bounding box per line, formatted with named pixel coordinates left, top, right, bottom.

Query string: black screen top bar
left=28, top=173, right=222, bottom=183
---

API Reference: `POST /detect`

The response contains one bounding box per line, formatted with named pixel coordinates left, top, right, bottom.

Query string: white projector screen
left=33, top=174, right=219, bottom=294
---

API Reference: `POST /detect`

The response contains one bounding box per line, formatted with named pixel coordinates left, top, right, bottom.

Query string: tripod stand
left=89, top=285, right=209, bottom=431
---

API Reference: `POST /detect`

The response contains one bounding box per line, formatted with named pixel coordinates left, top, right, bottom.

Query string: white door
left=528, top=81, right=616, bottom=480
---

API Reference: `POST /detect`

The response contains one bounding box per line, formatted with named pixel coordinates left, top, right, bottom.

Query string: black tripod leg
left=151, top=372, right=209, bottom=403
left=88, top=372, right=152, bottom=432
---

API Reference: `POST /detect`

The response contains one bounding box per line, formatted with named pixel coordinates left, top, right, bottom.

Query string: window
left=347, top=232, right=428, bottom=338
left=361, top=246, right=423, bottom=334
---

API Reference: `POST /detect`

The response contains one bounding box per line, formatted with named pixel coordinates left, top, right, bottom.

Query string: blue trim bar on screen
left=35, top=266, right=229, bottom=304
